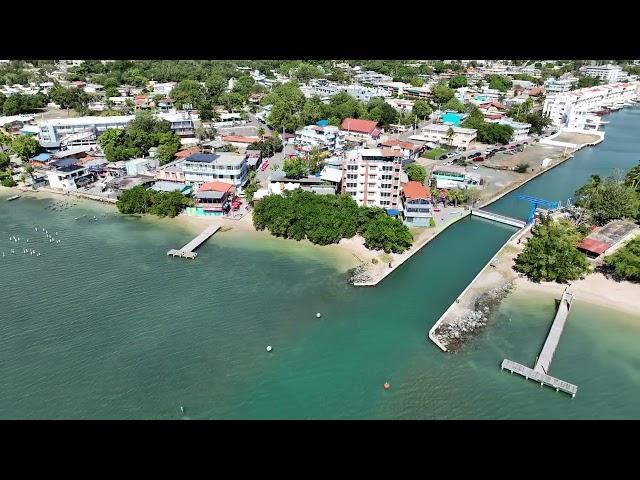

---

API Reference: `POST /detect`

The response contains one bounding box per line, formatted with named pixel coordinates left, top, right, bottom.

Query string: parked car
left=498, top=146, right=507, bottom=151
left=446, top=152, right=457, bottom=158
left=439, top=154, right=449, bottom=160
left=468, top=152, right=481, bottom=159
left=473, top=164, right=479, bottom=170
left=472, top=156, right=484, bottom=162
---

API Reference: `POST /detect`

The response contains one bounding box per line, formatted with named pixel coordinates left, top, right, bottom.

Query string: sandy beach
left=515, top=273, right=640, bottom=319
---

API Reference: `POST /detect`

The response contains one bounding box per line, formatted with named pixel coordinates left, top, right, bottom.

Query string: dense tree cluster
left=461, top=104, right=513, bottom=144
left=515, top=217, right=590, bottom=283
left=1, top=93, right=47, bottom=115
left=48, top=86, right=92, bottom=112
left=263, top=82, right=408, bottom=132
left=98, top=112, right=181, bottom=164
left=252, top=189, right=413, bottom=253
left=485, top=75, right=512, bottom=92
left=246, top=135, right=283, bottom=158
left=116, top=185, right=193, bottom=218
left=505, top=97, right=551, bottom=135
left=574, top=172, right=640, bottom=225
left=605, top=237, right=640, bottom=281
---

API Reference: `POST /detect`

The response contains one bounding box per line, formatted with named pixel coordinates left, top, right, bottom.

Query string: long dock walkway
left=502, top=286, right=578, bottom=397
left=167, top=224, right=220, bottom=259
left=470, top=208, right=526, bottom=228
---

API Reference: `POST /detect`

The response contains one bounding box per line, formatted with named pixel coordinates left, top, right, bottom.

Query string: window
left=347, top=174, right=357, bottom=179
left=369, top=174, right=376, bottom=179
left=368, top=183, right=376, bottom=188
left=381, top=184, right=392, bottom=189
left=347, top=183, right=357, bottom=188
left=380, top=201, right=390, bottom=206
left=347, top=165, right=358, bottom=171
left=381, top=174, right=392, bottom=180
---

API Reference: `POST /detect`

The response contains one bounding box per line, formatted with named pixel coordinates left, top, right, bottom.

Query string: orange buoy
left=383, top=382, right=390, bottom=390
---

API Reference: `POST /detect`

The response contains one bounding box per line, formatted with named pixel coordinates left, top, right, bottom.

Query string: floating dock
left=470, top=208, right=526, bottom=228
left=167, top=224, right=220, bottom=259
left=502, top=287, right=578, bottom=397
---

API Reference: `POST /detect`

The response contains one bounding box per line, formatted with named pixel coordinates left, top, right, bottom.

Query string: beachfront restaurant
left=188, top=181, right=234, bottom=216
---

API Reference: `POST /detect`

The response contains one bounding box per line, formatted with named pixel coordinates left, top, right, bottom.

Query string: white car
left=473, top=165, right=479, bottom=170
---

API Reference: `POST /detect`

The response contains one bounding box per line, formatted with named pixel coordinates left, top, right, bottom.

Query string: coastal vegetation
left=98, top=112, right=181, bottom=164
left=252, top=189, right=413, bottom=253
left=604, top=237, right=640, bottom=281
left=10, top=135, right=40, bottom=161
left=116, top=185, right=193, bottom=218
left=574, top=172, right=640, bottom=225
left=515, top=216, right=590, bottom=283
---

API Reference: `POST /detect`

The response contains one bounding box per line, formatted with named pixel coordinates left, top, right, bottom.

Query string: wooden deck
left=501, top=359, right=578, bottom=397
left=502, top=287, right=578, bottom=398
left=534, top=289, right=574, bottom=375
left=167, top=224, right=220, bottom=259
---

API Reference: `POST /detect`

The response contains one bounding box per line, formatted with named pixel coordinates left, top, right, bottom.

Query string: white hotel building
left=579, top=64, right=623, bottom=84
left=341, top=148, right=404, bottom=210
left=543, top=82, right=637, bottom=131
left=37, top=113, right=197, bottom=145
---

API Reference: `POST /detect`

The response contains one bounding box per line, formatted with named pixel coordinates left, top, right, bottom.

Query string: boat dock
left=502, top=287, right=578, bottom=397
left=470, top=209, right=526, bottom=228
left=167, top=224, right=220, bottom=259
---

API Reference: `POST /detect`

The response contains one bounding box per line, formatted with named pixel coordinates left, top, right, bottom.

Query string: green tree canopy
left=430, top=82, right=455, bottom=106
left=404, top=163, right=427, bottom=183
left=605, top=237, right=640, bottom=281
left=283, top=156, right=308, bottom=179
left=448, top=75, right=468, bottom=89
left=574, top=174, right=640, bottom=225
left=515, top=218, right=590, bottom=282
left=413, top=99, right=432, bottom=120
left=10, top=135, right=39, bottom=160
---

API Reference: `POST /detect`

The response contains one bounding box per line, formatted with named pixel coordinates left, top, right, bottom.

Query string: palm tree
left=257, top=127, right=265, bottom=141
left=446, top=127, right=455, bottom=145
left=624, top=165, right=640, bottom=190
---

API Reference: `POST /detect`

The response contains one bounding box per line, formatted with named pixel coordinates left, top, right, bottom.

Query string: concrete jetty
left=470, top=209, right=526, bottom=228
left=167, top=224, right=220, bottom=259
left=502, top=287, right=578, bottom=397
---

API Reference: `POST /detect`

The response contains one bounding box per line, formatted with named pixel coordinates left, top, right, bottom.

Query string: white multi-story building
left=543, top=77, right=577, bottom=93
left=294, top=125, right=345, bottom=152
left=341, top=148, right=403, bottom=209
left=494, top=118, right=531, bottom=142
left=182, top=152, right=248, bottom=189
left=37, top=113, right=197, bottom=144
left=579, top=64, right=623, bottom=84
left=543, top=82, right=637, bottom=131
left=412, top=124, right=477, bottom=150
left=45, top=162, right=90, bottom=191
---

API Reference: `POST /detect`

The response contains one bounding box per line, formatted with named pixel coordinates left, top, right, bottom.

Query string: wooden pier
left=470, top=208, right=526, bottom=228
left=167, top=224, right=220, bottom=259
left=501, top=287, right=578, bottom=398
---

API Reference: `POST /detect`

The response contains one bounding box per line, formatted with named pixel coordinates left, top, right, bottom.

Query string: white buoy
left=56, top=240, right=60, bottom=244
left=180, top=406, right=184, bottom=414
left=35, top=228, right=38, bottom=231
left=316, top=312, right=322, bottom=318
left=266, top=346, right=273, bottom=352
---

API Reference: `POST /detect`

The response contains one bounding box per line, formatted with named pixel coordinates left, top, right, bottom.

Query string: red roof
left=340, top=118, right=379, bottom=135
left=381, top=148, right=403, bottom=158
left=578, top=238, right=611, bottom=255
left=381, top=139, right=419, bottom=151
left=199, top=181, right=234, bottom=193
left=223, top=135, right=259, bottom=144
left=403, top=181, right=431, bottom=200
left=528, top=87, right=542, bottom=96
left=484, top=113, right=504, bottom=120
left=175, top=147, right=200, bottom=159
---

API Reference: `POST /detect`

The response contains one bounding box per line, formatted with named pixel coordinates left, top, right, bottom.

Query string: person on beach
left=388, top=262, right=392, bottom=268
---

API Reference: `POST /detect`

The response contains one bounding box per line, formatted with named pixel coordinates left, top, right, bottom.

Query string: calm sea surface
left=1, top=107, right=639, bottom=419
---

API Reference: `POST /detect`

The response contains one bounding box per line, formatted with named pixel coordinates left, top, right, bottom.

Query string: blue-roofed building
left=316, top=119, right=329, bottom=127
left=31, top=153, right=52, bottom=165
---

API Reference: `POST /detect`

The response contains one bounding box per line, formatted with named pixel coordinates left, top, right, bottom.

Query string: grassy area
left=422, top=147, right=447, bottom=159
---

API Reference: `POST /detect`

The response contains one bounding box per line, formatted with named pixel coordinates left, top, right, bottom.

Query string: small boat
left=6, top=195, right=21, bottom=201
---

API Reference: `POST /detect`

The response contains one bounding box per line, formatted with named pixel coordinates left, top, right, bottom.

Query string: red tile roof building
left=340, top=118, right=381, bottom=138
left=403, top=181, right=431, bottom=200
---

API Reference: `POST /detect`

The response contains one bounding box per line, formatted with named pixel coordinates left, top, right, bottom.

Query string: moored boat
left=6, top=195, right=21, bottom=201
